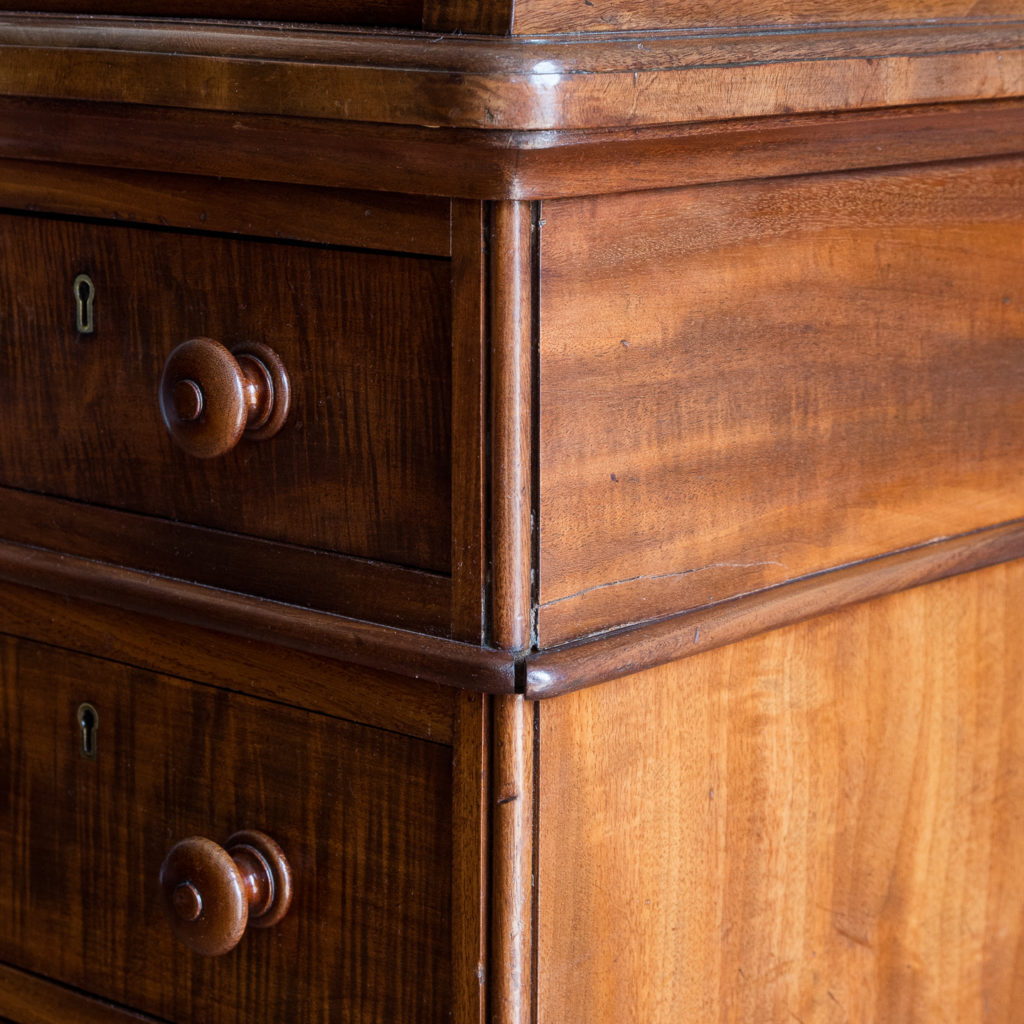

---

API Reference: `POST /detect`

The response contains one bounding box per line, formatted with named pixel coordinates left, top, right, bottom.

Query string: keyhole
left=78, top=702, right=98, bottom=760
left=73, top=273, right=96, bottom=335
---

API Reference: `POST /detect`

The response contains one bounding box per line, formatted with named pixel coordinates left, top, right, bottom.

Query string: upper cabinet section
left=0, top=0, right=1019, bottom=33
left=501, top=0, right=1023, bottom=35
left=0, top=0, right=424, bottom=28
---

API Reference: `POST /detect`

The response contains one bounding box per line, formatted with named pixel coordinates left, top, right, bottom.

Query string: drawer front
left=539, top=157, right=1024, bottom=643
left=0, top=637, right=453, bottom=1022
left=0, top=213, right=452, bottom=574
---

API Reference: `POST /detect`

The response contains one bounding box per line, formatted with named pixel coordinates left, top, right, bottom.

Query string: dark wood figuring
left=1, top=6, right=1023, bottom=1024
left=0, top=212, right=452, bottom=573
left=0, top=575, right=458, bottom=743
left=451, top=691, right=491, bottom=1024
left=539, top=156, right=1024, bottom=644
left=0, top=965, right=160, bottom=1024
left=0, top=16, right=1021, bottom=131
left=0, top=157, right=453, bottom=252
left=0, top=0, right=421, bottom=24
left=449, top=200, right=490, bottom=644
left=0, top=637, right=453, bottom=1022
left=0, top=488, right=453, bottom=636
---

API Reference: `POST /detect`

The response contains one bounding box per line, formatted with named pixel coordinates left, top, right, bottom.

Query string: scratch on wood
left=540, top=561, right=788, bottom=609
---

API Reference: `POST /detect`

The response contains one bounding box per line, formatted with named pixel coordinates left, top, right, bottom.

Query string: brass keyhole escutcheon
left=78, top=702, right=98, bottom=760
left=73, top=273, right=96, bottom=335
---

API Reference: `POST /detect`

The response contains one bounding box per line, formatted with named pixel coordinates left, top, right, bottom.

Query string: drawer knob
left=158, top=829, right=293, bottom=956
left=158, top=337, right=290, bottom=459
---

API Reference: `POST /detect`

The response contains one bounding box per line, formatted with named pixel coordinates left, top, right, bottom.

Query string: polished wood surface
left=0, top=637, right=453, bottom=1022
left=158, top=338, right=291, bottom=459
left=490, top=695, right=534, bottom=1024
left=508, top=0, right=1024, bottom=33
left=1, top=7, right=1022, bottom=1023
left=526, top=519, right=1024, bottom=697
left=489, top=202, right=535, bottom=652
left=0, top=0, right=422, bottom=21
left=535, top=560, right=1024, bottom=1022
left=0, top=541, right=516, bottom=695
left=158, top=831, right=293, bottom=957
left=0, top=574, right=459, bottom=743
left=5, top=99, right=1024, bottom=203
left=0, top=964, right=159, bottom=1024
left=0, top=17, right=1021, bottom=131
left=0, top=488, right=454, bottom=636
left=0, top=157, right=453, bottom=252
left=539, top=157, right=1024, bottom=643
left=0, top=212, right=452, bottom=572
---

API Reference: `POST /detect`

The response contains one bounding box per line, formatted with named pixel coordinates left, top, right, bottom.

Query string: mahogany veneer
left=0, top=4, right=1022, bottom=1024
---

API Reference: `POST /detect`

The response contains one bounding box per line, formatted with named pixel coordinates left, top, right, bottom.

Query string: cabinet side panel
left=536, top=561, right=1024, bottom=1022
left=539, top=159, right=1024, bottom=642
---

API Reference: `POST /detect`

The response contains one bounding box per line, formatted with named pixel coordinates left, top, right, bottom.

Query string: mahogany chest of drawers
left=1, top=3, right=1023, bottom=1021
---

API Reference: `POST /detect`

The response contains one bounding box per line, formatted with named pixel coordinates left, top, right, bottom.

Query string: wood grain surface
left=0, top=488, right=453, bottom=637
left=0, top=213, right=452, bottom=573
left=0, top=17, right=1021, bottom=131
left=539, top=156, right=1024, bottom=643
left=0, top=638, right=453, bottom=1022
left=509, top=0, right=1024, bottom=33
left=526, top=519, right=1024, bottom=697
left=451, top=692, right=490, bottom=1024
left=535, top=559, right=1024, bottom=1022
left=0, top=575, right=456, bottom=743
left=490, top=202, right=536, bottom=652
left=0, top=541, right=517, bottom=695
left=490, top=695, right=534, bottom=1024
left=0, top=963, right=159, bottom=1023
left=5, top=98, right=1024, bottom=204
left=0, top=0, right=420, bottom=24
left=0, top=159, right=452, bottom=254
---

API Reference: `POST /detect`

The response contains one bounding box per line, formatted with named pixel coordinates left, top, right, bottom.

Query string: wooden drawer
left=0, top=212, right=453, bottom=613
left=539, top=157, right=1024, bottom=643
left=0, top=636, right=453, bottom=1022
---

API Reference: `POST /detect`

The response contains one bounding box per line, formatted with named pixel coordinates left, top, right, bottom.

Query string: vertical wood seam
left=529, top=200, right=542, bottom=651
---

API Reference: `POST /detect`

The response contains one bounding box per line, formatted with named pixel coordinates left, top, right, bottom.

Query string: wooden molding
left=4, top=98, right=1024, bottom=202
left=4, top=524, right=1024, bottom=700
left=490, top=694, right=534, bottom=1024
left=0, top=540, right=517, bottom=694
left=525, top=521, right=1024, bottom=697
left=489, top=201, right=536, bottom=651
left=0, top=16, right=1021, bottom=131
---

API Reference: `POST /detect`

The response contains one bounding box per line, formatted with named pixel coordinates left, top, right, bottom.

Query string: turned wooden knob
left=158, top=830, right=293, bottom=956
left=158, top=337, right=290, bottom=459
